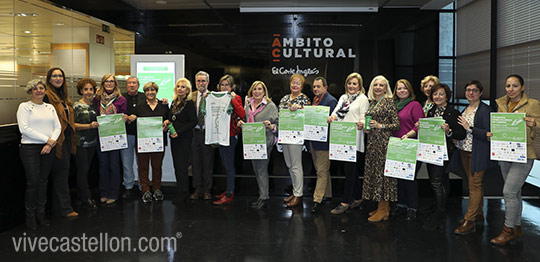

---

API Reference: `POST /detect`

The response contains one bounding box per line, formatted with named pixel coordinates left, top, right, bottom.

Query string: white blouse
left=17, top=101, right=61, bottom=144
left=331, top=93, right=370, bottom=152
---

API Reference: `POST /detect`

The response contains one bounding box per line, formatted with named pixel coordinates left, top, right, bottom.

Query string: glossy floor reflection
left=1, top=196, right=539, bottom=262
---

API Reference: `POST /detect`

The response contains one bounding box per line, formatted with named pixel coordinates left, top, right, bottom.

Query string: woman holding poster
left=95, top=74, right=127, bottom=205
left=423, top=84, right=465, bottom=230
left=327, top=72, right=369, bottom=215
left=490, top=75, right=540, bottom=245
left=213, top=75, right=245, bottom=206
left=278, top=74, right=311, bottom=207
left=453, top=80, right=493, bottom=235
left=390, top=79, right=425, bottom=221
left=238, top=81, right=278, bottom=209
left=362, top=75, right=400, bottom=222
left=134, top=82, right=169, bottom=203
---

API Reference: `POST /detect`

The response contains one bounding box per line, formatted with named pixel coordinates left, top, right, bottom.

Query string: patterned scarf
left=171, top=97, right=187, bottom=116
left=247, top=97, right=267, bottom=123
left=100, top=91, right=118, bottom=115
left=336, top=92, right=359, bottom=119
left=313, top=91, right=327, bottom=106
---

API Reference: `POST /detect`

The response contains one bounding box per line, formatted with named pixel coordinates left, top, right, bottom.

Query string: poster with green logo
left=136, top=62, right=175, bottom=102
left=278, top=109, right=304, bottom=144
left=329, top=121, right=357, bottom=162
left=242, top=122, right=267, bottom=159
left=384, top=137, right=418, bottom=181
left=418, top=117, right=446, bottom=166
left=491, top=113, right=527, bottom=163
left=304, top=105, right=330, bottom=142
left=137, top=117, right=164, bottom=153
left=97, top=114, right=127, bottom=152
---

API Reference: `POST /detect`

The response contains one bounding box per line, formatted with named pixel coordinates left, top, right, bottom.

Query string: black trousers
left=170, top=136, right=192, bottom=197
left=342, top=151, right=364, bottom=204
left=19, top=144, right=55, bottom=214
left=396, top=162, right=423, bottom=210
left=51, top=134, right=75, bottom=216
left=74, top=145, right=96, bottom=201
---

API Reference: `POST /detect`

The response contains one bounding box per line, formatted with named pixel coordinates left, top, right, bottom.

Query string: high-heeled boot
left=25, top=211, right=37, bottom=230
left=368, top=201, right=389, bottom=222
left=36, top=210, right=50, bottom=227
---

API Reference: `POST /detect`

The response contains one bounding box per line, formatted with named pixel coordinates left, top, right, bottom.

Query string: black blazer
left=168, top=100, right=197, bottom=141
left=427, top=105, right=466, bottom=154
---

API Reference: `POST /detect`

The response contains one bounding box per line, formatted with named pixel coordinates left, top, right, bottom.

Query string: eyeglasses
left=103, top=80, right=115, bottom=83
left=196, top=80, right=207, bottom=83
left=465, top=88, right=480, bottom=93
left=51, top=74, right=63, bottom=78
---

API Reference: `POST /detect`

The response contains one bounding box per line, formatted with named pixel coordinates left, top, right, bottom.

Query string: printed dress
left=362, top=97, right=400, bottom=202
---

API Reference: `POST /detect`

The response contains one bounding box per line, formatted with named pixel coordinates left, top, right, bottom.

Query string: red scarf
left=313, top=91, right=327, bottom=106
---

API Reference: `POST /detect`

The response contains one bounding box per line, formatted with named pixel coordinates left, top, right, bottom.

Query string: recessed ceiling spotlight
left=156, top=0, right=167, bottom=4
left=24, top=30, right=31, bottom=34
left=55, top=22, right=64, bottom=26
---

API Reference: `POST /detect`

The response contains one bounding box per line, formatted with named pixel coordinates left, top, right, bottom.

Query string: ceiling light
left=156, top=0, right=167, bottom=4
left=24, top=30, right=31, bottom=34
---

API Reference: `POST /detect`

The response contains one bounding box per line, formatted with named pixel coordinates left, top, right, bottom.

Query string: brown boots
left=490, top=226, right=523, bottom=245
left=454, top=220, right=476, bottom=235
left=368, top=201, right=389, bottom=222
left=284, top=196, right=302, bottom=207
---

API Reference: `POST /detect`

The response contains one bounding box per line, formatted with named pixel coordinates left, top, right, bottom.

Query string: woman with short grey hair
left=17, top=79, right=61, bottom=229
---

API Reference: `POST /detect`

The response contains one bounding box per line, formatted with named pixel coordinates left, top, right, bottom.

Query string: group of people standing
left=17, top=68, right=539, bottom=246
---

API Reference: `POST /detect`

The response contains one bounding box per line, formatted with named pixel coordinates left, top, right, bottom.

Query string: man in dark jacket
left=309, top=77, right=337, bottom=213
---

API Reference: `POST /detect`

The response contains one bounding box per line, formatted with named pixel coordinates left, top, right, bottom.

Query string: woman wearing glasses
left=453, top=80, right=493, bottom=235
left=43, top=68, right=78, bottom=218
left=95, top=74, right=127, bottom=205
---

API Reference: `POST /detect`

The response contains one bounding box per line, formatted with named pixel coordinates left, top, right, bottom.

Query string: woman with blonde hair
left=327, top=72, right=369, bottom=214
left=390, top=79, right=425, bottom=221
left=279, top=74, right=311, bottom=207
left=238, top=81, right=278, bottom=209
left=420, top=75, right=440, bottom=115
left=95, top=74, right=127, bottom=205
left=166, top=78, right=197, bottom=203
left=362, top=75, right=400, bottom=222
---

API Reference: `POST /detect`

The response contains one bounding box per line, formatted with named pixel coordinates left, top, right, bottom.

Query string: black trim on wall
left=490, top=0, right=498, bottom=111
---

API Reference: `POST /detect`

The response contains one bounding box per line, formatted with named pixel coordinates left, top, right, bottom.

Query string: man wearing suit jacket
left=190, top=71, right=215, bottom=200
left=309, top=77, right=338, bottom=213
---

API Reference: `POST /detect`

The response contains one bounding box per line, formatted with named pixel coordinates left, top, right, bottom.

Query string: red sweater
left=229, top=95, right=245, bottom=136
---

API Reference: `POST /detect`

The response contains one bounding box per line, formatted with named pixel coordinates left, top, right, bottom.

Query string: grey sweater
left=244, top=100, right=279, bottom=148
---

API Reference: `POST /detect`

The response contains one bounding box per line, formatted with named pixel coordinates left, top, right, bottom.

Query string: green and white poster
left=242, top=122, right=267, bottom=160
left=418, top=117, right=446, bottom=166
left=97, top=114, right=128, bottom=152
left=491, top=113, right=527, bottom=163
left=137, top=117, right=164, bottom=153
left=384, top=137, right=418, bottom=181
left=304, top=105, right=330, bottom=142
left=329, top=121, right=357, bottom=162
left=136, top=62, right=175, bottom=102
left=278, top=109, right=304, bottom=144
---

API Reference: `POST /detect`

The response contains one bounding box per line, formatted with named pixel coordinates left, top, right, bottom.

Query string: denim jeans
left=499, top=159, right=534, bottom=228
left=219, top=136, right=238, bottom=194
left=19, top=144, right=55, bottom=214
left=98, top=148, right=121, bottom=200
left=120, top=134, right=137, bottom=190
